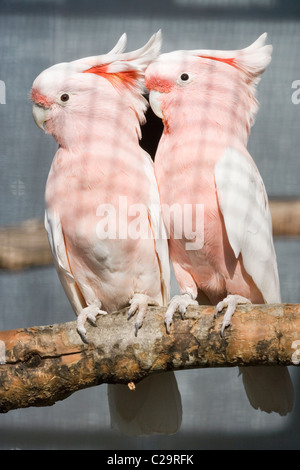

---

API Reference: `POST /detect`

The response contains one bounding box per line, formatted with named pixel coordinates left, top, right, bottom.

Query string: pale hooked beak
left=149, top=90, right=164, bottom=119
left=32, top=103, right=49, bottom=131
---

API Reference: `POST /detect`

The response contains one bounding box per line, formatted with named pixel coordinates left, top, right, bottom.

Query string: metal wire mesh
left=0, top=0, right=300, bottom=450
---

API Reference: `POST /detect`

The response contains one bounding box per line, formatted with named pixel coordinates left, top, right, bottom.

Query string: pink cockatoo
left=145, top=33, right=294, bottom=415
left=30, top=32, right=182, bottom=435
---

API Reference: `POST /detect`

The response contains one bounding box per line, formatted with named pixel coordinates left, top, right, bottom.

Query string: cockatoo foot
left=128, top=293, right=159, bottom=336
left=214, top=294, right=251, bottom=336
left=165, top=293, right=198, bottom=334
left=77, top=304, right=107, bottom=343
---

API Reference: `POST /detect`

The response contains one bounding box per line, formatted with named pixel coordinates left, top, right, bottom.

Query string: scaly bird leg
left=214, top=294, right=251, bottom=336
left=127, top=293, right=159, bottom=336
left=165, top=293, right=198, bottom=334
left=77, top=302, right=107, bottom=343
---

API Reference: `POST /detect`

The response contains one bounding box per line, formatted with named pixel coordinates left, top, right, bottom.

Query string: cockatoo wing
left=214, top=147, right=280, bottom=303
left=215, top=148, right=294, bottom=416
left=44, top=209, right=86, bottom=315
left=142, top=152, right=170, bottom=306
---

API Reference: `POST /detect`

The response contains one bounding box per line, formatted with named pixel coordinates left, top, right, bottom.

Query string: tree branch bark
left=1, top=303, right=300, bottom=413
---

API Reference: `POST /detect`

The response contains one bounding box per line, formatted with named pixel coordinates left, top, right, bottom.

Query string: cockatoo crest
left=190, top=32, right=272, bottom=81
left=75, top=30, right=162, bottom=93
left=146, top=33, right=272, bottom=138
left=31, top=31, right=162, bottom=140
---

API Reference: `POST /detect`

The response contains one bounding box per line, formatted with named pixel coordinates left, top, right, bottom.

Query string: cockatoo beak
left=149, top=90, right=164, bottom=119
left=32, top=103, right=49, bottom=131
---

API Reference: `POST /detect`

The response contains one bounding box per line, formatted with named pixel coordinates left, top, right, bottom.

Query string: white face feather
left=32, top=62, right=81, bottom=99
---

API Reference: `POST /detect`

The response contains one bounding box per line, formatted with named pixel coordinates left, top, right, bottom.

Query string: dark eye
left=180, top=73, right=189, bottom=81
left=60, top=93, right=69, bottom=102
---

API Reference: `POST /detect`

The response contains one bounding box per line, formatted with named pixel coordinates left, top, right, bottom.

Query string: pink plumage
left=145, top=33, right=294, bottom=416
left=31, top=32, right=182, bottom=436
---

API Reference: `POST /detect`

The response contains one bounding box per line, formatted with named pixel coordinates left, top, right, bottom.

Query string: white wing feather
left=142, top=152, right=170, bottom=306
left=44, top=209, right=86, bottom=315
left=215, top=148, right=294, bottom=416
left=214, top=147, right=280, bottom=303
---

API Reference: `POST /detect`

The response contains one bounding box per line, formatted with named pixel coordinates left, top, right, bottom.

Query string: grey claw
left=128, top=311, right=134, bottom=320
left=165, top=320, right=172, bottom=334
left=135, top=322, right=141, bottom=337
left=77, top=329, right=88, bottom=344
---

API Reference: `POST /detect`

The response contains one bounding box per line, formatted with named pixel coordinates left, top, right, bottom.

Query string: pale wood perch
left=0, top=218, right=52, bottom=270
left=269, top=199, right=300, bottom=237
left=0, top=303, right=300, bottom=413
left=0, top=199, right=299, bottom=270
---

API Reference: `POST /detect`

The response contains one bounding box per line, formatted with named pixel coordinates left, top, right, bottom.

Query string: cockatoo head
left=145, top=33, right=272, bottom=139
left=31, top=31, right=162, bottom=146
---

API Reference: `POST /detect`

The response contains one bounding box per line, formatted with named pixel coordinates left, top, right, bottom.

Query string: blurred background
left=1, top=0, right=300, bottom=450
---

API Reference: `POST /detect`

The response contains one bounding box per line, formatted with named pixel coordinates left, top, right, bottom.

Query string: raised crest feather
left=83, top=65, right=140, bottom=89
left=107, top=33, right=127, bottom=55
left=74, top=30, right=162, bottom=78
left=192, top=33, right=272, bottom=79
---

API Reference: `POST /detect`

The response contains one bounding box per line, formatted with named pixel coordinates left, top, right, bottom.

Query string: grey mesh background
left=1, top=0, right=300, bottom=450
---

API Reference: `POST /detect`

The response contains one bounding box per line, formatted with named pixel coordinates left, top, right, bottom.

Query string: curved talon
left=135, top=322, right=141, bottom=337
left=164, top=294, right=198, bottom=333
left=165, top=322, right=172, bottom=335
left=214, top=294, right=251, bottom=336
left=76, top=304, right=107, bottom=343
left=214, top=301, right=225, bottom=318
left=77, top=327, right=88, bottom=344
left=127, top=293, right=157, bottom=335
left=128, top=303, right=138, bottom=320
left=178, top=304, right=187, bottom=320
left=164, top=316, right=172, bottom=334
left=87, top=314, right=97, bottom=326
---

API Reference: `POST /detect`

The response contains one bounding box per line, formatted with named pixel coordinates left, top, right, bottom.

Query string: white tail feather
left=240, top=366, right=294, bottom=416
left=108, top=371, right=182, bottom=436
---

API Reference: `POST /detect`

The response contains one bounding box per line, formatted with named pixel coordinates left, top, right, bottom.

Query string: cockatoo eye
left=60, top=93, right=70, bottom=103
left=177, top=73, right=192, bottom=86
left=180, top=73, right=189, bottom=81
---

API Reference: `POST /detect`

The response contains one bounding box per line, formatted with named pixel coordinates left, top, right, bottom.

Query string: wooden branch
left=0, top=199, right=300, bottom=270
left=1, top=303, right=300, bottom=413
left=269, top=199, right=300, bottom=237
left=0, top=218, right=52, bottom=270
